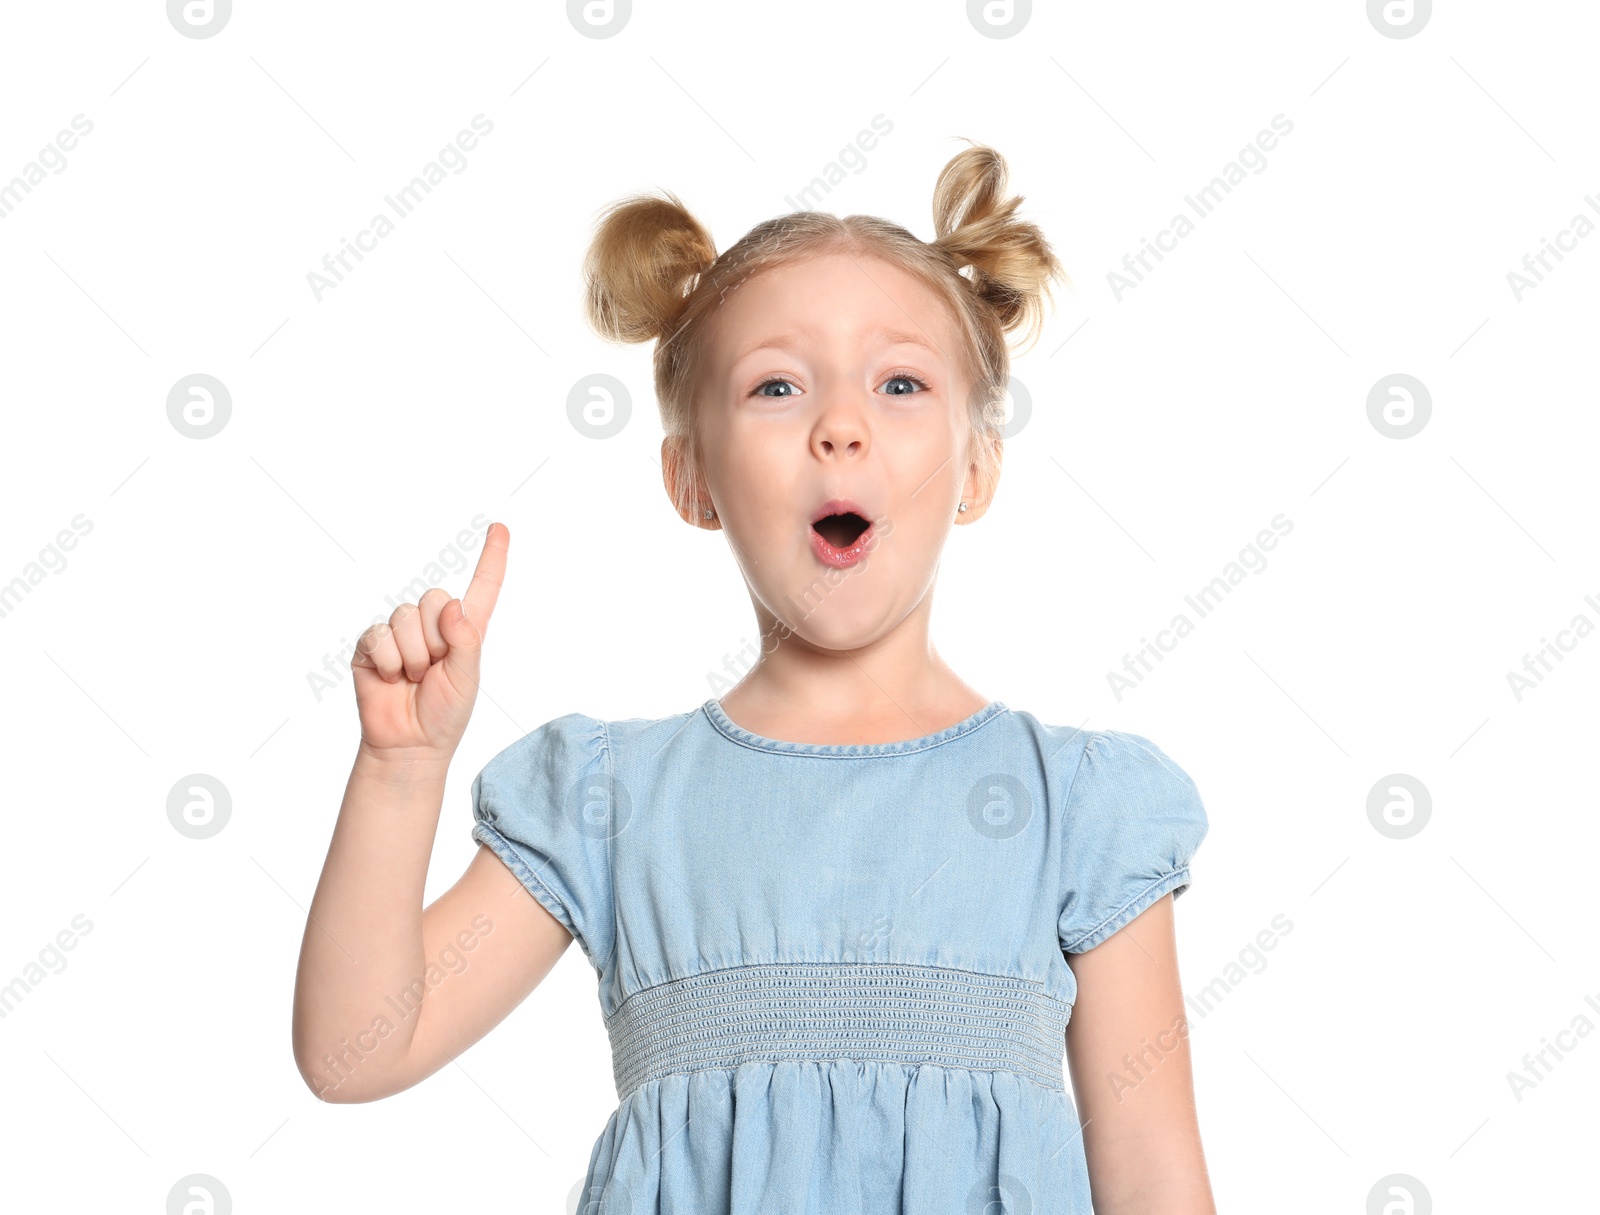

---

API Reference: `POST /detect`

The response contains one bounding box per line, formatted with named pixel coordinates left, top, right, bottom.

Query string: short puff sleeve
left=470, top=713, right=615, bottom=970
left=1057, top=729, right=1209, bottom=954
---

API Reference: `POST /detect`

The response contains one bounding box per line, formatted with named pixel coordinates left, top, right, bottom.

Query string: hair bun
left=583, top=192, right=718, bottom=344
left=932, top=140, right=1066, bottom=350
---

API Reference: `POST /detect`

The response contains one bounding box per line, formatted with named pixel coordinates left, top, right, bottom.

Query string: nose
left=810, top=390, right=870, bottom=462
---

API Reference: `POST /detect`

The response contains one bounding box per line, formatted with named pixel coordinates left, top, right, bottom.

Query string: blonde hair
left=581, top=139, right=1068, bottom=520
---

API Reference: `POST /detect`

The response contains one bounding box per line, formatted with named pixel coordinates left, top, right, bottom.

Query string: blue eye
left=881, top=373, right=930, bottom=396
left=748, top=371, right=932, bottom=398
left=752, top=377, right=798, bottom=398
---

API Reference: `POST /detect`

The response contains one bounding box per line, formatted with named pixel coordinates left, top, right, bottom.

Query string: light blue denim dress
left=470, top=698, right=1208, bottom=1215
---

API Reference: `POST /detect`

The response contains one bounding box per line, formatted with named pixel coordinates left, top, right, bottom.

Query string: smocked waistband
left=604, top=962, right=1071, bottom=1098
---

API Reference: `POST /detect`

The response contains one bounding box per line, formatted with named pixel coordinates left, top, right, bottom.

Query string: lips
left=810, top=497, right=875, bottom=568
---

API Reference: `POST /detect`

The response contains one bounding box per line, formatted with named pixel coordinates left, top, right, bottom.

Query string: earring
left=703, top=507, right=715, bottom=520
left=957, top=501, right=969, bottom=513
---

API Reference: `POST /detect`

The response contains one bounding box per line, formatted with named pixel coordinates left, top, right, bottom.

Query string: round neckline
left=702, top=698, right=1009, bottom=757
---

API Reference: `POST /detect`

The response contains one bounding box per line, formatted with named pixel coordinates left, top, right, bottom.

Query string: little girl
left=293, top=141, right=1216, bottom=1215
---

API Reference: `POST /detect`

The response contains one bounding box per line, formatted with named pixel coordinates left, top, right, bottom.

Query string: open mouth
left=811, top=512, right=870, bottom=549
left=809, top=507, right=875, bottom=569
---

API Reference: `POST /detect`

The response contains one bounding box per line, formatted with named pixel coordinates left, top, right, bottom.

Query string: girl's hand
left=350, top=522, right=508, bottom=763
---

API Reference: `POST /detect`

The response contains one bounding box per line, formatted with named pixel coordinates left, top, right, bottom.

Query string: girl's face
left=676, top=250, right=992, bottom=649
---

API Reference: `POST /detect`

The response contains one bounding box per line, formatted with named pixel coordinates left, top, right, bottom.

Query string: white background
left=1, top=1, right=1594, bottom=1211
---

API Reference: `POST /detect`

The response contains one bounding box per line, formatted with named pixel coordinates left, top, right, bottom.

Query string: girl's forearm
left=290, top=744, right=452, bottom=1102
left=1086, top=1162, right=1217, bottom=1215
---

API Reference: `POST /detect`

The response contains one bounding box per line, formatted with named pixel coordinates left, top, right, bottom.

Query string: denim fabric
left=470, top=699, right=1208, bottom=1215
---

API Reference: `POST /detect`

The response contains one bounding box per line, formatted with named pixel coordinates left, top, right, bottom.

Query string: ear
left=661, top=434, right=719, bottom=530
left=957, top=435, right=1002, bottom=524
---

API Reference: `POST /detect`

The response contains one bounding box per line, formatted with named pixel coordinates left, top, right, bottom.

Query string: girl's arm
left=291, top=749, right=573, bottom=1104
left=291, top=523, right=573, bottom=1103
left=1064, top=894, right=1217, bottom=1215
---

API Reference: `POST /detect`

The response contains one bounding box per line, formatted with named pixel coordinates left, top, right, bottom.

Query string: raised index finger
left=462, top=522, right=509, bottom=630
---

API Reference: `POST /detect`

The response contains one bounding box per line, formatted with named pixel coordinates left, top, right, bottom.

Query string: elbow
left=298, top=1062, right=376, bottom=1104
left=294, top=1046, right=409, bottom=1105
left=294, top=1046, right=371, bottom=1104
left=292, top=1013, right=416, bottom=1103
left=295, top=1052, right=343, bottom=1103
left=292, top=1014, right=369, bottom=1103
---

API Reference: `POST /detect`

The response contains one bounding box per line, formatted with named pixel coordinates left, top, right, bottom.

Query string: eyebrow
left=731, top=326, right=947, bottom=365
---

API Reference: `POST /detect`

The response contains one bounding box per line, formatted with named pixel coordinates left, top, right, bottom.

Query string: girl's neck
left=715, top=655, right=990, bottom=748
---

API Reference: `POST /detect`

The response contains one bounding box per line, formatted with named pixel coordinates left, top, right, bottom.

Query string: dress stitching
left=703, top=699, right=1010, bottom=758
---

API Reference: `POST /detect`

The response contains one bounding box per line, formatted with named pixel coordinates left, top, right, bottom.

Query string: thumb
left=437, top=598, right=486, bottom=687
